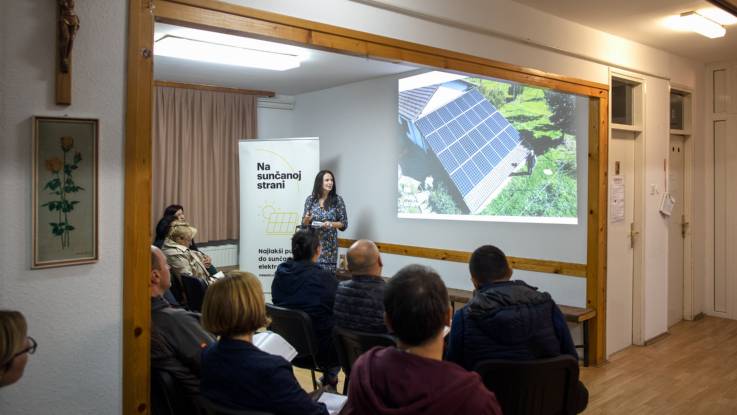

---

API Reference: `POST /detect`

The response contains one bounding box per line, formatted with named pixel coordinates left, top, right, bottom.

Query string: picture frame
left=32, top=116, right=98, bottom=268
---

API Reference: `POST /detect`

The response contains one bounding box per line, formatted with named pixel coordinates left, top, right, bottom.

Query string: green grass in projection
left=468, top=78, right=577, bottom=218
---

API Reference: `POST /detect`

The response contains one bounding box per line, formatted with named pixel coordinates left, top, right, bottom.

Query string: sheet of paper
left=318, top=392, right=348, bottom=415
left=252, top=331, right=298, bottom=362
left=611, top=175, right=625, bottom=223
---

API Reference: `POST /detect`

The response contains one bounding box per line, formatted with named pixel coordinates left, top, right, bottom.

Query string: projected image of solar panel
left=414, top=89, right=522, bottom=198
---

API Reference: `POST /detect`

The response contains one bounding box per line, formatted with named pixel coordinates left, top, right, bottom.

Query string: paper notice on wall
left=611, top=175, right=625, bottom=223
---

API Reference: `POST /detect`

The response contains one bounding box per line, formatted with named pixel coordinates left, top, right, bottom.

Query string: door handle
left=681, top=214, right=689, bottom=238
left=628, top=222, right=639, bottom=249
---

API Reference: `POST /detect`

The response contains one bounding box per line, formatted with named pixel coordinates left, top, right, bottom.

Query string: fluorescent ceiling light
left=697, top=7, right=737, bottom=26
left=155, top=35, right=302, bottom=71
left=666, top=11, right=726, bottom=39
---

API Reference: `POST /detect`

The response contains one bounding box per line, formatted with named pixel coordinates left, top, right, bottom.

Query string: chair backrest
left=473, top=355, right=580, bottom=415
left=179, top=273, right=209, bottom=312
left=265, top=304, right=319, bottom=361
left=151, top=369, right=199, bottom=415
left=333, top=326, right=397, bottom=378
left=199, top=397, right=275, bottom=415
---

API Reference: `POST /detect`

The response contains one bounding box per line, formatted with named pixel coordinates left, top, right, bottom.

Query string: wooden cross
left=56, top=0, right=79, bottom=106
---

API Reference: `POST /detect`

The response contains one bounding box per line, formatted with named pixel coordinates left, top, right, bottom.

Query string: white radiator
left=198, top=243, right=238, bottom=268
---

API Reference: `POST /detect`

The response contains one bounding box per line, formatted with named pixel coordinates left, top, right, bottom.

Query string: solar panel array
left=413, top=89, right=522, bottom=197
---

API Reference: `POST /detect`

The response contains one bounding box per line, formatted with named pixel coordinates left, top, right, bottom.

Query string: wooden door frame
left=124, top=0, right=609, bottom=412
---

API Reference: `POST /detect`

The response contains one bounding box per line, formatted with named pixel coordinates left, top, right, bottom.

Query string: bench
left=336, top=272, right=596, bottom=366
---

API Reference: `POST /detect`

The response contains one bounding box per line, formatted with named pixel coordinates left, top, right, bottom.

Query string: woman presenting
left=302, top=170, right=348, bottom=273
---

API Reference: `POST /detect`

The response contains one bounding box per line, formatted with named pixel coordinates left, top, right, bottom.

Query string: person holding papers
left=302, top=170, right=348, bottom=273
left=200, top=272, right=328, bottom=415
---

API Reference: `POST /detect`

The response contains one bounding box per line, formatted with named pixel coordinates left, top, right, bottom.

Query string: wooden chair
left=332, top=326, right=397, bottom=394
left=473, top=355, right=583, bottom=415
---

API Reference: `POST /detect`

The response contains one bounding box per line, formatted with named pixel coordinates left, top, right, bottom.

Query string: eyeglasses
left=13, top=336, right=37, bottom=359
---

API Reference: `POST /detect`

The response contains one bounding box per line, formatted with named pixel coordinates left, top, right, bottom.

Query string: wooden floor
left=295, top=316, right=737, bottom=414
left=580, top=316, right=737, bottom=414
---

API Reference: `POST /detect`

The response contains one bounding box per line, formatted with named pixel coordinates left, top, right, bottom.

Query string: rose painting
left=33, top=117, right=98, bottom=268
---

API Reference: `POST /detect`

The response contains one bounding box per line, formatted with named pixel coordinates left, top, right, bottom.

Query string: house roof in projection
left=411, top=87, right=527, bottom=213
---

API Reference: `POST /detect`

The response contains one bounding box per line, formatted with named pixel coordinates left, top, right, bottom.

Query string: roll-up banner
left=238, top=138, right=320, bottom=298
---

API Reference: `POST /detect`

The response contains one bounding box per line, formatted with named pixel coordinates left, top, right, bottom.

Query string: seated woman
left=153, top=204, right=187, bottom=249
left=200, top=272, right=328, bottom=415
left=1, top=310, right=37, bottom=387
left=154, top=204, right=217, bottom=275
left=272, top=228, right=339, bottom=388
left=162, top=222, right=212, bottom=284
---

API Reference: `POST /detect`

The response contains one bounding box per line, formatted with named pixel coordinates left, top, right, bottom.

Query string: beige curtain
left=152, top=86, right=257, bottom=243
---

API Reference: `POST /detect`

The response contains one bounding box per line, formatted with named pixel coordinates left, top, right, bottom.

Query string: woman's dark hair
left=153, top=204, right=185, bottom=248
left=163, top=204, right=184, bottom=217
left=384, top=264, right=449, bottom=347
left=311, top=170, right=337, bottom=208
left=291, top=228, right=320, bottom=262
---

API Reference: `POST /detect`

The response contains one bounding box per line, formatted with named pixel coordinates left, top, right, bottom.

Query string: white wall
left=257, top=105, right=295, bottom=139
left=292, top=73, right=589, bottom=307
left=0, top=1, right=125, bottom=414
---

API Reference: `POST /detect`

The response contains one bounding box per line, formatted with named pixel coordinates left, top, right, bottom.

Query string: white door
left=607, top=129, right=639, bottom=355
left=714, top=118, right=737, bottom=319
left=668, top=135, right=684, bottom=327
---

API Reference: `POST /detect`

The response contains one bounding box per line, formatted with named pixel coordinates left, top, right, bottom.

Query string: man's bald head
left=347, top=239, right=382, bottom=276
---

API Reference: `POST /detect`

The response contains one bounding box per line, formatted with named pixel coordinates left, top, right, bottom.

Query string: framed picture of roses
left=32, top=116, right=98, bottom=268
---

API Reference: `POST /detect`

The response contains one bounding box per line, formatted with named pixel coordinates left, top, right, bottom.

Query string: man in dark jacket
left=445, top=244, right=588, bottom=412
left=344, top=264, right=502, bottom=415
left=150, top=246, right=215, bottom=412
left=333, top=239, right=387, bottom=333
left=272, top=228, right=339, bottom=387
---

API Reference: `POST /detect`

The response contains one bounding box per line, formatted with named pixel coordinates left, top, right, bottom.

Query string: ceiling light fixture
left=154, top=35, right=302, bottom=71
left=678, top=11, right=727, bottom=38
left=697, top=7, right=737, bottom=25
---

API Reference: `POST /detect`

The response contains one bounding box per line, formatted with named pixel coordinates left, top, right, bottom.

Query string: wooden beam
left=586, top=97, right=609, bottom=366
left=338, top=238, right=588, bottom=278
left=55, top=66, right=72, bottom=105
left=124, top=0, right=154, bottom=414
left=156, top=0, right=609, bottom=95
left=154, top=80, right=275, bottom=97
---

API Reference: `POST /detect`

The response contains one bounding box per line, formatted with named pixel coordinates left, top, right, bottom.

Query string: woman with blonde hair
left=200, top=272, right=328, bottom=415
left=1, top=310, right=37, bottom=387
left=162, top=221, right=212, bottom=283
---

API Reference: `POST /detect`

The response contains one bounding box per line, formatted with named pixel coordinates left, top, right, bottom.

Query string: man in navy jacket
left=445, top=244, right=588, bottom=412
left=272, top=228, right=339, bottom=387
left=333, top=239, right=388, bottom=334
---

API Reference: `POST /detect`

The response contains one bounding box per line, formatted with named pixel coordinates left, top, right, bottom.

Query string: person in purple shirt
left=200, top=271, right=328, bottom=415
left=344, top=264, right=502, bottom=415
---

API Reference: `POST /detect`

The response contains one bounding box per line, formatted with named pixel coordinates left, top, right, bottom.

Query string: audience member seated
left=150, top=246, right=215, bottom=409
left=445, top=244, right=588, bottom=412
left=333, top=239, right=388, bottom=334
left=200, top=271, right=329, bottom=415
left=344, top=264, right=502, bottom=415
left=0, top=310, right=36, bottom=388
left=162, top=222, right=213, bottom=284
left=272, top=228, right=340, bottom=389
left=154, top=204, right=189, bottom=249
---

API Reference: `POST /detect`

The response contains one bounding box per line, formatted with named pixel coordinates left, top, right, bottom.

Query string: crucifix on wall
left=56, top=0, right=79, bottom=106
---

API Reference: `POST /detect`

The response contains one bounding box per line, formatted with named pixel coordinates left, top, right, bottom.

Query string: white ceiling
left=153, top=23, right=416, bottom=96
left=512, top=0, right=737, bottom=63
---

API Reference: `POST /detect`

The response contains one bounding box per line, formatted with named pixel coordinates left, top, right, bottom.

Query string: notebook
left=252, top=331, right=298, bottom=362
